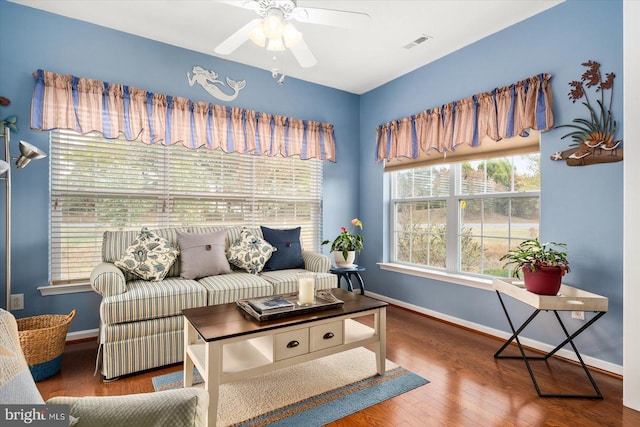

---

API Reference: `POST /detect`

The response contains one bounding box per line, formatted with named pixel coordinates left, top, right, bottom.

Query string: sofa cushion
left=115, top=228, right=180, bottom=281
left=177, top=230, right=231, bottom=279
left=100, top=277, right=207, bottom=324
left=259, top=269, right=338, bottom=295
left=227, top=229, right=276, bottom=274
left=198, top=272, right=273, bottom=305
left=103, top=227, right=187, bottom=279
left=260, top=226, right=305, bottom=272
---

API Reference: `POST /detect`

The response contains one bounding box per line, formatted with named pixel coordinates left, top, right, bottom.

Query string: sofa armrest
left=302, top=251, right=331, bottom=273
left=47, top=388, right=209, bottom=427
left=90, top=262, right=127, bottom=297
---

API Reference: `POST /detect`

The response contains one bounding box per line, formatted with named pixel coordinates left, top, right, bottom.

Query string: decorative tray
left=236, top=290, right=344, bottom=322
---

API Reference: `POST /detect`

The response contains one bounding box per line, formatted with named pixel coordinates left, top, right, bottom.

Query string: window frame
left=389, top=154, right=540, bottom=281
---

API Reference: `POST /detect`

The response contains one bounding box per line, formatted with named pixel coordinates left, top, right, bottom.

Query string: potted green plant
left=322, top=218, right=364, bottom=268
left=499, top=238, right=570, bottom=295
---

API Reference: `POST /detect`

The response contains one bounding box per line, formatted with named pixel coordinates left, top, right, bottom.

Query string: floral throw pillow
left=227, top=229, right=276, bottom=274
left=114, top=228, right=180, bottom=281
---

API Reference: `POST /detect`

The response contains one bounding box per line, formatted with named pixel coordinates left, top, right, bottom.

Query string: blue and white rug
left=152, top=347, right=428, bottom=427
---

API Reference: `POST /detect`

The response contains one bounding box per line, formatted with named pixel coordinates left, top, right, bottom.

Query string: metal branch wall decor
left=551, top=60, right=622, bottom=166
left=187, top=66, right=246, bottom=101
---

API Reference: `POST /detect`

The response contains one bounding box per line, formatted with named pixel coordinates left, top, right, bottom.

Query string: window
left=390, top=153, right=540, bottom=278
left=50, top=130, right=323, bottom=285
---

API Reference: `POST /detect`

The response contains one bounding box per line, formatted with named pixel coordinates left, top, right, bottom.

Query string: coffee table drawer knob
left=287, top=340, right=300, bottom=348
left=323, top=332, right=334, bottom=340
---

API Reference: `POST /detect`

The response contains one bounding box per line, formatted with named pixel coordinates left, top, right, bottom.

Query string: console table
left=493, top=278, right=608, bottom=399
left=182, top=288, right=387, bottom=426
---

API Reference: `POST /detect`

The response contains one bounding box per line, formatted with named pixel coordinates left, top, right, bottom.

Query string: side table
left=493, top=278, right=608, bottom=399
left=330, top=266, right=366, bottom=295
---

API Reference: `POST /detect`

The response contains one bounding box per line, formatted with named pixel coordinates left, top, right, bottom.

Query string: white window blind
left=50, top=129, right=323, bottom=285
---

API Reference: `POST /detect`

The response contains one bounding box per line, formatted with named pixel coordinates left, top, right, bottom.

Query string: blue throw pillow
left=260, top=226, right=305, bottom=272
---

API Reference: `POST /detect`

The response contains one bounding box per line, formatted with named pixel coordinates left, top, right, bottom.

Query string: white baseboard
left=67, top=328, right=99, bottom=342
left=366, top=291, right=623, bottom=376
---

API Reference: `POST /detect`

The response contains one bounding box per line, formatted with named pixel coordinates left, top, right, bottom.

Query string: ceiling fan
left=215, top=0, right=370, bottom=68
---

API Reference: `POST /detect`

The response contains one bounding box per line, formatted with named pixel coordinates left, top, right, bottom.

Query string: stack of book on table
left=247, top=296, right=296, bottom=314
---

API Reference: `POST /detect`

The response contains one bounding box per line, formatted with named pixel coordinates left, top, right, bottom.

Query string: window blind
left=50, top=129, right=323, bottom=285
left=383, top=132, right=540, bottom=172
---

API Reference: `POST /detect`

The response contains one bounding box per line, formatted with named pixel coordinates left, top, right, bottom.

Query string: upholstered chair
left=0, top=308, right=208, bottom=427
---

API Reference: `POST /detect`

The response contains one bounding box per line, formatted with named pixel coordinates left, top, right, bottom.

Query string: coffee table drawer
left=275, top=328, right=309, bottom=360
left=310, top=321, right=344, bottom=351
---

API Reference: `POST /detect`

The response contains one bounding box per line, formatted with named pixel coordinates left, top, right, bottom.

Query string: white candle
left=298, top=277, right=315, bottom=305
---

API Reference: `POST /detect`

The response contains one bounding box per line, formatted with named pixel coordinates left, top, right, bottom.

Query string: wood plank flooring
left=37, top=305, right=640, bottom=426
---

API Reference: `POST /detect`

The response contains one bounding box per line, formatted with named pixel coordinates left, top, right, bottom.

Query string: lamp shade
left=0, top=159, right=9, bottom=176
left=248, top=23, right=266, bottom=47
left=266, top=38, right=285, bottom=52
left=16, top=140, right=47, bottom=169
left=282, top=23, right=302, bottom=48
left=262, top=14, right=283, bottom=39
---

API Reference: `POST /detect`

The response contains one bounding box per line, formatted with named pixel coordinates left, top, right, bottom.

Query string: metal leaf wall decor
left=551, top=60, right=622, bottom=166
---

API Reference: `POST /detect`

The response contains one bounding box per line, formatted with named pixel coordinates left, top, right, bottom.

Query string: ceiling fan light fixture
left=263, top=13, right=284, bottom=39
left=282, top=22, right=302, bottom=48
left=248, top=23, right=266, bottom=47
left=266, top=37, right=285, bottom=51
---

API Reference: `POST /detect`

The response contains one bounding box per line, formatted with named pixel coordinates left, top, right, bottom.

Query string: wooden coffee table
left=182, top=288, right=388, bottom=426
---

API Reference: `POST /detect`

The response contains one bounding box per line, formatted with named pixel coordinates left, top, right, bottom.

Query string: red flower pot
left=522, top=266, right=563, bottom=295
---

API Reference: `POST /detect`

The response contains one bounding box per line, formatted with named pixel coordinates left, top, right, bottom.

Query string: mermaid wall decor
left=187, top=66, right=246, bottom=101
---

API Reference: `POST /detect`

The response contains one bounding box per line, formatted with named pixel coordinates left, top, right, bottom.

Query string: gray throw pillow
left=177, top=230, right=231, bottom=280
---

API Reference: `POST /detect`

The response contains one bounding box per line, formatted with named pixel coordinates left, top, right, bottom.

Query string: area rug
left=152, top=347, right=428, bottom=426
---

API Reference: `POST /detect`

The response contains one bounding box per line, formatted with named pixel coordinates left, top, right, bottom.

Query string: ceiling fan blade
left=293, top=7, right=371, bottom=28
left=289, top=38, right=317, bottom=68
left=214, top=18, right=261, bottom=55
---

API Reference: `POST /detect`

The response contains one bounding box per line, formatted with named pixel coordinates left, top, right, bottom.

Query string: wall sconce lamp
left=1, top=127, right=48, bottom=310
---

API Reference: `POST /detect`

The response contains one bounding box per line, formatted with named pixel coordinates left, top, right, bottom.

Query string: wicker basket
left=17, top=310, right=76, bottom=381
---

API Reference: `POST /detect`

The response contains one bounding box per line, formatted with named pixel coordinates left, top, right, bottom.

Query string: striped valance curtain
left=30, top=69, right=336, bottom=161
left=377, top=73, right=554, bottom=170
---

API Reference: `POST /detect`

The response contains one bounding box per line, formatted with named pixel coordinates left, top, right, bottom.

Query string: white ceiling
left=12, top=0, right=564, bottom=94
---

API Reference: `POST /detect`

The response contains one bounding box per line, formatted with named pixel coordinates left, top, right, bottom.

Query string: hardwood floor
left=37, top=305, right=640, bottom=426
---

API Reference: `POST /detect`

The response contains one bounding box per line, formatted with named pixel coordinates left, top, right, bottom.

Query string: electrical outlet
left=10, top=293, right=24, bottom=311
left=571, top=310, right=585, bottom=320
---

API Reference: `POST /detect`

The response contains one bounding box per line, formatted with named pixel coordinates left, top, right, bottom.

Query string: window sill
left=38, top=282, right=93, bottom=296
left=377, top=262, right=493, bottom=291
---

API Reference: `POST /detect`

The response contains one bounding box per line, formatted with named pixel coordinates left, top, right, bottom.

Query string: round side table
left=329, top=265, right=366, bottom=295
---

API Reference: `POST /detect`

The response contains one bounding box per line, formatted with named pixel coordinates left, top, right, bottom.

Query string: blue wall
left=0, top=0, right=625, bottom=366
left=359, top=0, right=623, bottom=365
left=0, top=0, right=360, bottom=332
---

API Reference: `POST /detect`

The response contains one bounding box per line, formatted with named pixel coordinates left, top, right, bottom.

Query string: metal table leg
left=338, top=273, right=354, bottom=292
left=352, top=272, right=365, bottom=295
left=494, top=290, right=604, bottom=399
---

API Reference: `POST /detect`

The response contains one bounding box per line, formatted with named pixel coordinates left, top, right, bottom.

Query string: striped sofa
left=89, top=225, right=336, bottom=380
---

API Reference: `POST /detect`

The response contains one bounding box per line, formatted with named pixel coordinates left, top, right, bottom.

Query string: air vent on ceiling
left=404, top=34, right=433, bottom=50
